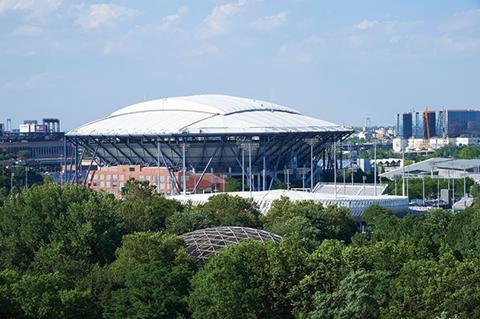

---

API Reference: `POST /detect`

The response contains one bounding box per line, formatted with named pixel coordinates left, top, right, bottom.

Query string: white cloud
left=189, top=44, right=220, bottom=57
left=355, top=19, right=379, bottom=30
left=75, top=3, right=137, bottom=30
left=159, top=5, right=188, bottom=32
left=201, top=0, right=247, bottom=37
left=250, top=12, right=287, bottom=31
left=0, top=0, right=60, bottom=14
left=435, top=9, right=480, bottom=53
left=24, top=72, right=50, bottom=89
left=443, top=9, right=480, bottom=32
left=102, top=41, right=114, bottom=55
left=13, top=25, right=43, bottom=36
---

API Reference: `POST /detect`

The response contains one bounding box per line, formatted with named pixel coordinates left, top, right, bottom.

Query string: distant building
left=392, top=137, right=474, bottom=153
left=357, top=158, right=371, bottom=173
left=443, top=110, right=480, bottom=138
left=396, top=112, right=413, bottom=139
left=0, top=118, right=70, bottom=166
left=87, top=165, right=226, bottom=196
left=396, top=109, right=480, bottom=139
left=394, top=109, right=480, bottom=152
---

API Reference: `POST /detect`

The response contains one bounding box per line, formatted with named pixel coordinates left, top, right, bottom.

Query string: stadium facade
left=67, top=94, right=353, bottom=192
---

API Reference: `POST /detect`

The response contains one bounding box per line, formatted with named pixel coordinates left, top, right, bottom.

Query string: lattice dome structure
left=179, top=226, right=282, bottom=261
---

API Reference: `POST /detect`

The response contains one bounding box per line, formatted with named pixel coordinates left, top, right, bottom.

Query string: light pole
left=333, top=140, right=337, bottom=199
left=394, top=177, right=397, bottom=196
left=362, top=175, right=366, bottom=194
left=452, top=175, right=455, bottom=212
left=237, top=140, right=248, bottom=192
left=248, top=142, right=252, bottom=197
left=350, top=143, right=354, bottom=186
left=437, top=176, right=440, bottom=208
left=247, top=142, right=259, bottom=197
left=182, top=141, right=186, bottom=196
left=25, top=166, right=28, bottom=189
left=241, top=148, right=245, bottom=192
left=10, top=172, right=14, bottom=191
left=422, top=175, right=425, bottom=206
left=401, top=138, right=405, bottom=196
left=238, top=140, right=258, bottom=196
left=305, top=138, right=318, bottom=191
left=374, top=141, right=377, bottom=196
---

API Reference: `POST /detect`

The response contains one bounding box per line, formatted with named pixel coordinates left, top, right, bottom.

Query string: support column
left=74, top=141, right=78, bottom=184
left=157, top=140, right=161, bottom=194
left=182, top=141, right=186, bottom=196
left=262, top=153, right=266, bottom=191
left=63, top=137, right=67, bottom=185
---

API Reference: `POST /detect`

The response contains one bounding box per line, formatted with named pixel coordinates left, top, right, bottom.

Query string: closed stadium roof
left=67, top=94, right=347, bottom=136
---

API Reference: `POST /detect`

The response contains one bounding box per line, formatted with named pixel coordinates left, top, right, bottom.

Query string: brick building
left=88, top=165, right=226, bottom=196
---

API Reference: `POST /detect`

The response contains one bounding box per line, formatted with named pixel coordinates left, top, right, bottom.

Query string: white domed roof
left=68, top=94, right=347, bottom=136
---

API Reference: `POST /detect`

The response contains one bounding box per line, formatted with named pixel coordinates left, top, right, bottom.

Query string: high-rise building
left=396, top=112, right=413, bottom=139
left=396, top=109, right=480, bottom=139
left=444, top=110, right=480, bottom=138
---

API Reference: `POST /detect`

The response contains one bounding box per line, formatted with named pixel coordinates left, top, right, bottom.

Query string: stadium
left=67, top=94, right=352, bottom=191
left=67, top=94, right=409, bottom=216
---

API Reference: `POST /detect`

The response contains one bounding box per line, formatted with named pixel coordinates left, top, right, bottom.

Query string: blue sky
left=1, top=0, right=479, bottom=130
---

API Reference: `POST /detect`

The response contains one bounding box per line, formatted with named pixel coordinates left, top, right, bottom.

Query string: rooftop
left=67, top=94, right=349, bottom=136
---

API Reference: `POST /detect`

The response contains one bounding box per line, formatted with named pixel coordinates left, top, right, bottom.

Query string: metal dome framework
left=65, top=95, right=353, bottom=191
left=179, top=226, right=282, bottom=261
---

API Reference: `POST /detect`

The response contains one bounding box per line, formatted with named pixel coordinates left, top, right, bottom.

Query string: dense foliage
left=0, top=164, right=44, bottom=196
left=432, top=144, right=480, bottom=159
left=1, top=179, right=480, bottom=318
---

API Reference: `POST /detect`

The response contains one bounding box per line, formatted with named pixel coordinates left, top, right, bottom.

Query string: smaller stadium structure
left=171, top=188, right=408, bottom=218
left=180, top=226, right=282, bottom=262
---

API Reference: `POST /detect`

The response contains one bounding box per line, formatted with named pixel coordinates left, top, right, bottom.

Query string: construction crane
left=422, top=110, right=432, bottom=150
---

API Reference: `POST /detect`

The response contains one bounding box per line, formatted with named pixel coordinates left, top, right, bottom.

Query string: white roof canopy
left=68, top=94, right=348, bottom=136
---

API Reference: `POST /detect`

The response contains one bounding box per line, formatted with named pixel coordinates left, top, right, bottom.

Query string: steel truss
left=67, top=130, right=352, bottom=193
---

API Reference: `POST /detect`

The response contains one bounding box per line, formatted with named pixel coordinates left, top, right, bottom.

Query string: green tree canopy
left=189, top=240, right=278, bottom=319
left=264, top=197, right=357, bottom=243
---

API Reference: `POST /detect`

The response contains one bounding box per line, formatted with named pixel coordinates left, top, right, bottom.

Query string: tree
left=264, top=197, right=356, bottom=244
left=199, top=193, right=262, bottom=228
left=0, top=184, right=123, bottom=273
left=106, top=232, right=194, bottom=318
left=108, top=231, right=192, bottom=282
left=165, top=206, right=217, bottom=235
left=362, top=205, right=400, bottom=242
left=225, top=177, right=242, bottom=192
left=0, top=269, right=23, bottom=318
left=117, top=191, right=183, bottom=233
left=120, top=178, right=155, bottom=200
left=289, top=240, right=346, bottom=317
left=309, top=270, right=391, bottom=319
left=189, top=240, right=278, bottom=319
left=105, top=261, right=192, bottom=318
left=384, top=254, right=480, bottom=319
left=12, top=272, right=96, bottom=319
left=166, top=194, right=261, bottom=234
left=268, top=234, right=315, bottom=318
